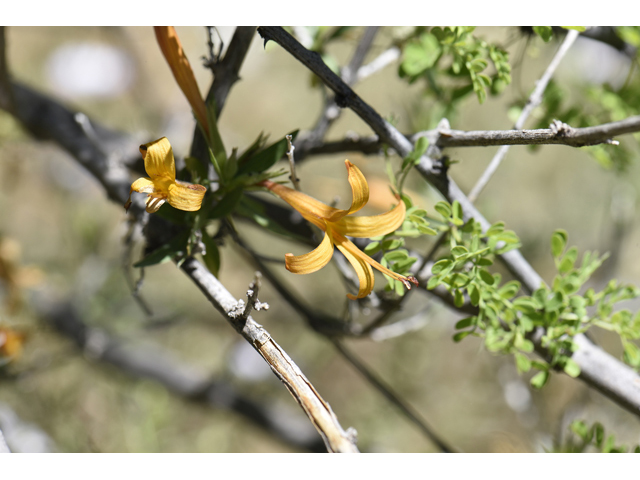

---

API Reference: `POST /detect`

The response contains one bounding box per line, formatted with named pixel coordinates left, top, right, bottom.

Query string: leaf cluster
left=428, top=203, right=640, bottom=388
left=398, top=26, right=512, bottom=105
left=555, top=420, right=640, bottom=453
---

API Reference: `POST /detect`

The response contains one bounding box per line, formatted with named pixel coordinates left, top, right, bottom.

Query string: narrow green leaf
left=479, top=269, right=495, bottom=285
left=209, top=188, right=243, bottom=219
left=201, top=230, right=220, bottom=277
left=515, top=352, right=531, bottom=373
left=455, top=317, right=474, bottom=329
left=238, top=130, right=298, bottom=174
left=453, top=331, right=472, bottom=342
left=435, top=201, right=452, bottom=219
left=532, top=26, right=553, bottom=42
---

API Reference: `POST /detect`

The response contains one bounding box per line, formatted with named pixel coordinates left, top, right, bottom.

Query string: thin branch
left=332, top=340, right=455, bottom=453
left=180, top=257, right=359, bottom=452
left=356, top=46, right=401, bottom=82
left=38, top=299, right=325, bottom=452
left=257, top=26, right=640, bottom=418
left=206, top=26, right=256, bottom=119
left=468, top=28, right=579, bottom=202
left=285, top=134, right=301, bottom=191
left=295, top=27, right=379, bottom=161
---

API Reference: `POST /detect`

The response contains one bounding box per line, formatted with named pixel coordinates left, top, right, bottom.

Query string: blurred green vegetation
left=1, top=26, right=640, bottom=452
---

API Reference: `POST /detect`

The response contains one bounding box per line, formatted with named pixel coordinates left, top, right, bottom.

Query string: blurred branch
left=205, top=26, right=256, bottom=118
left=0, top=403, right=57, bottom=453
left=0, top=27, right=15, bottom=113
left=0, top=426, right=10, bottom=453
left=332, top=340, right=455, bottom=452
left=180, top=257, right=359, bottom=452
left=356, top=46, right=400, bottom=82
left=257, top=26, right=640, bottom=419
left=37, top=299, right=325, bottom=452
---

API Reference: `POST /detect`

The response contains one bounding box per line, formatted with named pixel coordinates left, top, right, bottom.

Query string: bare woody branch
left=38, top=299, right=325, bottom=452
left=180, top=258, right=359, bottom=452
left=256, top=26, right=640, bottom=418
left=300, top=114, right=640, bottom=159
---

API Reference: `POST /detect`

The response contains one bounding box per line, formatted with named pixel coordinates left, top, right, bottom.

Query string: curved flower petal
left=130, top=177, right=156, bottom=194
left=154, top=27, right=209, bottom=135
left=327, top=160, right=369, bottom=222
left=260, top=180, right=343, bottom=229
left=332, top=230, right=417, bottom=290
left=333, top=197, right=406, bottom=238
left=285, top=230, right=334, bottom=274
left=167, top=180, right=207, bottom=212
left=140, top=137, right=176, bottom=181
left=335, top=241, right=375, bottom=299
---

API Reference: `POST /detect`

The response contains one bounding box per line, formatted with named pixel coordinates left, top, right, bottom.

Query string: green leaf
left=455, top=317, right=474, bottom=329
left=561, top=26, right=586, bottom=32
left=414, top=136, right=429, bottom=157
left=454, top=289, right=464, bottom=307
left=453, top=331, right=472, bottom=342
left=427, top=275, right=442, bottom=290
left=515, top=352, right=531, bottom=373
left=533, top=26, right=553, bottom=42
left=485, top=221, right=505, bottom=237
left=400, top=32, right=442, bottom=77
left=201, top=230, right=220, bottom=277
left=623, top=342, right=640, bottom=368
left=451, top=201, right=463, bottom=222
left=434, top=201, right=452, bottom=219
left=468, top=282, right=480, bottom=306
left=431, top=259, right=452, bottom=275
left=558, top=246, right=578, bottom=274
left=479, top=269, right=495, bottom=285
left=551, top=229, right=568, bottom=258
left=238, top=130, right=298, bottom=175
left=209, top=188, right=243, bottom=219
left=563, top=358, right=581, bottom=378
left=530, top=370, right=549, bottom=389
left=498, top=280, right=521, bottom=299
left=451, top=246, right=469, bottom=257
left=364, top=241, right=381, bottom=255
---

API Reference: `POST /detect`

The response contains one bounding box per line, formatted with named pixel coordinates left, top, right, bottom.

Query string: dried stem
left=286, top=135, right=301, bottom=191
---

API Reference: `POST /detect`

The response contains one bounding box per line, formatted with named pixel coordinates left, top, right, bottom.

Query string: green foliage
left=398, top=26, right=512, bottom=105
left=554, top=420, right=640, bottom=453
left=532, top=26, right=553, bottom=43
left=370, top=195, right=437, bottom=297
left=428, top=204, right=640, bottom=386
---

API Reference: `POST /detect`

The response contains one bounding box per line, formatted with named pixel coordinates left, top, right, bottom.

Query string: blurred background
left=0, top=26, right=639, bottom=452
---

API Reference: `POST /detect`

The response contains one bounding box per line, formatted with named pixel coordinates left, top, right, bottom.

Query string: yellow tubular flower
left=154, top=26, right=209, bottom=136
left=259, top=160, right=418, bottom=299
left=125, top=137, right=206, bottom=214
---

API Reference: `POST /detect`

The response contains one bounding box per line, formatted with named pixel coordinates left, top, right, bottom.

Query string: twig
left=257, top=26, right=640, bottom=419
left=369, top=307, right=432, bottom=342
left=285, top=135, right=301, bottom=191
left=180, top=257, right=359, bottom=452
left=295, top=27, right=379, bottom=161
left=38, top=299, right=325, bottom=452
left=356, top=47, right=401, bottom=82
left=468, top=28, right=579, bottom=202
left=228, top=271, right=270, bottom=327
left=206, top=26, right=256, bottom=119
left=332, top=339, right=455, bottom=453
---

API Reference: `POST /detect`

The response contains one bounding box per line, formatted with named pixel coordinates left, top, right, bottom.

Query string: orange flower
left=125, top=137, right=206, bottom=213
left=259, top=161, right=418, bottom=299
left=154, top=26, right=209, bottom=135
